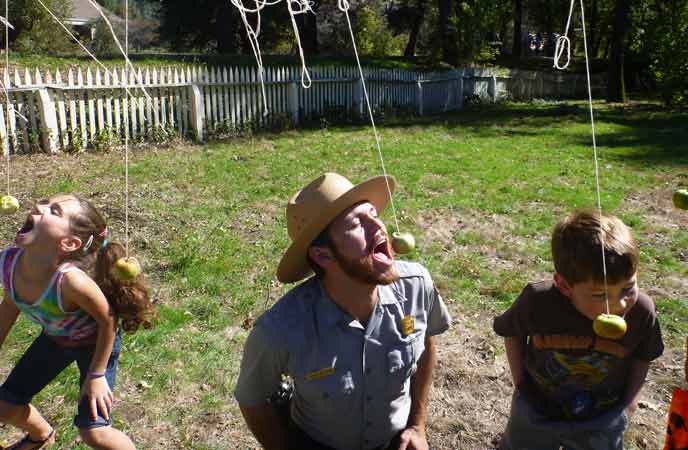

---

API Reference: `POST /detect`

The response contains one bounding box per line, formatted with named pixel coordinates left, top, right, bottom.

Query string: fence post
left=538, top=72, right=544, bottom=98
left=36, top=88, right=59, bottom=154
left=353, top=79, right=364, bottom=119
left=189, top=84, right=204, bottom=142
left=416, top=80, right=423, bottom=116
left=0, top=106, right=7, bottom=156
left=288, top=81, right=299, bottom=125
left=458, top=69, right=465, bottom=109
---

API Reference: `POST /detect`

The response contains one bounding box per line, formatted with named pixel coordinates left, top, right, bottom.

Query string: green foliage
left=353, top=5, right=405, bottom=57
left=8, top=0, right=76, bottom=55
left=92, top=127, right=116, bottom=152
left=91, top=20, right=122, bottom=56
left=647, top=2, right=688, bottom=106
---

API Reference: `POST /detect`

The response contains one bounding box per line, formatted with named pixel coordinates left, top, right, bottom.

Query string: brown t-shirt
left=493, top=280, right=664, bottom=420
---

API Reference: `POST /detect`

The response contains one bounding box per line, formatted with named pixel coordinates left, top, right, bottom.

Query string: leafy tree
left=1, top=0, right=76, bottom=54
left=512, top=0, right=523, bottom=57
left=639, top=0, right=688, bottom=105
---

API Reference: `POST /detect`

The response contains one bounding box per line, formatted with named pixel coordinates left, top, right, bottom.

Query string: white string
left=85, top=0, right=152, bottom=101
left=125, top=0, right=129, bottom=257
left=338, top=0, right=399, bottom=232
left=553, top=0, right=576, bottom=70
left=229, top=0, right=314, bottom=115
left=4, top=4, right=9, bottom=196
left=34, top=0, right=152, bottom=103
left=554, top=0, right=610, bottom=313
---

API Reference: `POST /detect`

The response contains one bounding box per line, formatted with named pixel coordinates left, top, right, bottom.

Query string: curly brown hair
left=61, top=196, right=156, bottom=332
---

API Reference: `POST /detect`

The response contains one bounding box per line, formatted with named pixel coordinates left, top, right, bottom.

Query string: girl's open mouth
left=18, top=216, right=34, bottom=234
left=15, top=216, right=34, bottom=244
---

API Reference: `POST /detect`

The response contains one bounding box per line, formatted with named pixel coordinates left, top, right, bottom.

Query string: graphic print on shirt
left=528, top=334, right=627, bottom=419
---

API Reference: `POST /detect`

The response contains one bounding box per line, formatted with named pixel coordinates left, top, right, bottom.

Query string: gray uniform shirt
left=234, top=261, right=452, bottom=450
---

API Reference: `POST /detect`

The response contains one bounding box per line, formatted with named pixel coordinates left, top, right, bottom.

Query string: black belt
left=287, top=421, right=401, bottom=450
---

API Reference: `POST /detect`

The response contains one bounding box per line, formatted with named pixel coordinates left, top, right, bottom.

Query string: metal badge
left=402, top=315, right=415, bottom=336
left=305, top=367, right=335, bottom=381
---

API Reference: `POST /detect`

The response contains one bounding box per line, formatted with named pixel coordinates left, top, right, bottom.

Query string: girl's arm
left=0, top=292, right=20, bottom=350
left=62, top=271, right=117, bottom=421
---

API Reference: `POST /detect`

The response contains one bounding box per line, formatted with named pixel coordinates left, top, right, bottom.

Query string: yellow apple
left=391, top=231, right=416, bottom=255
left=0, top=195, right=19, bottom=215
left=112, top=257, right=141, bottom=281
left=673, top=189, right=688, bottom=210
left=593, top=313, right=627, bottom=340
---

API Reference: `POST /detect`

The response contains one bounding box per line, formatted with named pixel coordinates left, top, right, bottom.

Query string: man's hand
left=397, top=425, right=428, bottom=450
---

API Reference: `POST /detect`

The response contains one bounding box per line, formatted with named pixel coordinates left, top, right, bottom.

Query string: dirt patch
left=624, top=184, right=688, bottom=231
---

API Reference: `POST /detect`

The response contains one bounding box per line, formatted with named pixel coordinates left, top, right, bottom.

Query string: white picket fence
left=0, top=65, right=605, bottom=154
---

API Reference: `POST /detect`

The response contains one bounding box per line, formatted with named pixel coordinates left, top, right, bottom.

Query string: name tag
left=402, top=315, right=415, bottom=336
left=305, top=367, right=335, bottom=381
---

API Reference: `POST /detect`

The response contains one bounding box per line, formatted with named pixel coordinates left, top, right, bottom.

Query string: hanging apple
left=0, top=195, right=19, bottom=215
left=112, top=257, right=141, bottom=281
left=673, top=189, right=688, bottom=210
left=391, top=231, right=416, bottom=255
left=593, top=313, right=627, bottom=340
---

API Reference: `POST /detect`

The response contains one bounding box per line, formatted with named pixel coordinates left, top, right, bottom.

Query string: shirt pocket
left=386, top=332, right=424, bottom=398
left=298, top=367, right=356, bottom=407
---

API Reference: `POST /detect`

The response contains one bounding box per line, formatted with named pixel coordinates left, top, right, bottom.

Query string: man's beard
left=331, top=243, right=399, bottom=285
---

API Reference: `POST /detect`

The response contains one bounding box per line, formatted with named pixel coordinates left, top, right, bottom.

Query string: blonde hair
left=552, top=209, right=638, bottom=285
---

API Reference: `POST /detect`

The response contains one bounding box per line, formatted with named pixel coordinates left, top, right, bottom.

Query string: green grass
left=0, top=100, right=685, bottom=448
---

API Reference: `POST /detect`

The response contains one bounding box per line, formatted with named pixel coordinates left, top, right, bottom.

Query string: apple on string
left=391, top=231, right=416, bottom=255
left=0, top=195, right=19, bottom=215
left=112, top=256, right=142, bottom=281
left=593, top=313, right=627, bottom=340
left=673, top=189, right=688, bottom=210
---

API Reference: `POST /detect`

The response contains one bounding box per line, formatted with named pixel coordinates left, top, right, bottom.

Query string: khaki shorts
left=499, top=389, right=628, bottom=450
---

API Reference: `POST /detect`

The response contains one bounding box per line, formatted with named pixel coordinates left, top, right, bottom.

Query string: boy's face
left=554, top=272, right=639, bottom=320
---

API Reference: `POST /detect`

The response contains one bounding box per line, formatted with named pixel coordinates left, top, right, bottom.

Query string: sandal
left=4, top=428, right=55, bottom=450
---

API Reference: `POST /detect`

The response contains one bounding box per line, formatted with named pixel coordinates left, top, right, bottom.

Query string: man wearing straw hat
left=234, top=173, right=451, bottom=450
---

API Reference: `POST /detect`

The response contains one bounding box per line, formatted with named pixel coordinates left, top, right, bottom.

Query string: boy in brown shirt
left=493, top=210, right=663, bottom=450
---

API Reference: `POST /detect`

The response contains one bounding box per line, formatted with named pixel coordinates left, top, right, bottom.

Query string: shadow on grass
left=279, top=101, right=688, bottom=168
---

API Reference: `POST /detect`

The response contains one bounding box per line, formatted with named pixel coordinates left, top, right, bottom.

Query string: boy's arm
left=505, top=336, right=528, bottom=388
left=62, top=271, right=117, bottom=421
left=622, top=358, right=650, bottom=417
left=0, top=292, right=20, bottom=350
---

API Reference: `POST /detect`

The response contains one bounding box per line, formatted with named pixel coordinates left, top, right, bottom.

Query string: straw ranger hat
left=277, top=172, right=396, bottom=283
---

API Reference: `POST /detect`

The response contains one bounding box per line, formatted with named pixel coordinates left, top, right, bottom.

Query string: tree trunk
left=437, top=0, right=455, bottom=63
left=297, top=6, right=319, bottom=55
left=607, top=0, right=631, bottom=102
left=216, top=2, right=238, bottom=53
left=512, top=0, right=523, bottom=57
left=404, top=0, right=427, bottom=57
left=589, top=0, right=600, bottom=56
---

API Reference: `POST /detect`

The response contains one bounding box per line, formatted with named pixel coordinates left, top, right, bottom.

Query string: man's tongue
left=372, top=241, right=393, bottom=265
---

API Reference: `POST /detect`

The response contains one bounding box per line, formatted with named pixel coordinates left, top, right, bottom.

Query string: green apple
left=112, top=257, right=141, bottom=281
left=0, top=195, right=19, bottom=215
left=391, top=231, right=416, bottom=255
left=673, top=189, right=688, bottom=210
left=593, top=313, right=627, bottom=340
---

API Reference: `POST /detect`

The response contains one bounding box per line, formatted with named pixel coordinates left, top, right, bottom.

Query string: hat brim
left=277, top=175, right=396, bottom=283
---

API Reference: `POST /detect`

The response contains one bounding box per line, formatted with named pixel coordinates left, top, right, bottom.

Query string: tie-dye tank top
left=0, top=247, right=98, bottom=345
